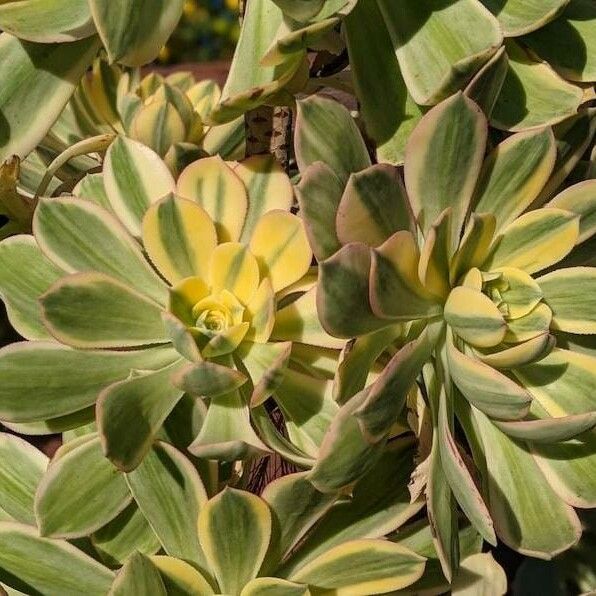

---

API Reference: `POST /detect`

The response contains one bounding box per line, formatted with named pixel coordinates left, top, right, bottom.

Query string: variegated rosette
left=0, top=136, right=344, bottom=472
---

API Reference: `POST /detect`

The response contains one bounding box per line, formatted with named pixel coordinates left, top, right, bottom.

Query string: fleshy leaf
left=172, top=360, right=247, bottom=397
left=35, top=436, right=131, bottom=539
left=209, top=242, right=260, bottom=305
left=198, top=488, right=271, bottom=594
left=241, top=578, right=309, bottom=596
left=108, top=552, right=166, bottom=596
left=479, top=0, right=569, bottom=36
left=547, top=180, right=596, bottom=244
left=150, top=556, right=214, bottom=596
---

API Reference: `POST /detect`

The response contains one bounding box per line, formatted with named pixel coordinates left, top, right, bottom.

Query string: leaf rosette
left=0, top=138, right=344, bottom=472
left=298, top=93, right=596, bottom=575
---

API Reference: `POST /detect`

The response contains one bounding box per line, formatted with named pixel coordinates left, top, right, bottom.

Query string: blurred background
left=157, top=0, right=240, bottom=64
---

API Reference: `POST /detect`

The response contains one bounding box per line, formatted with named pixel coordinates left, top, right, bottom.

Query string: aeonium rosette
left=0, top=136, right=344, bottom=472
left=295, top=93, right=596, bottom=575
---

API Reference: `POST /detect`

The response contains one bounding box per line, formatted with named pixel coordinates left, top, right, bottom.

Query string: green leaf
left=0, top=34, right=99, bottom=163
left=537, top=267, right=596, bottom=334
left=464, top=46, right=509, bottom=117
left=547, top=180, right=596, bottom=244
left=35, top=436, right=131, bottom=539
left=288, top=539, right=426, bottom=593
left=470, top=407, right=581, bottom=558
left=317, top=243, right=386, bottom=338
left=198, top=488, right=271, bottom=594
left=370, top=232, right=441, bottom=320
left=344, top=0, right=424, bottom=165
left=485, top=208, right=579, bottom=274
left=289, top=444, right=422, bottom=573
left=92, top=504, right=161, bottom=567
left=73, top=173, right=113, bottom=213
left=479, top=0, right=568, bottom=36
left=377, top=0, right=502, bottom=105
left=0, top=522, right=114, bottom=596
left=104, top=136, right=175, bottom=236
left=126, top=442, right=208, bottom=567
left=109, top=552, right=166, bottom=596
left=150, top=556, right=214, bottom=596
left=40, top=272, right=168, bottom=349
left=0, top=341, right=178, bottom=422
left=491, top=41, right=584, bottom=132
left=523, top=0, right=596, bottom=82
left=295, top=96, right=371, bottom=185
left=241, top=578, right=309, bottom=596
left=89, top=0, right=184, bottom=66
left=0, top=434, right=47, bottom=525
left=404, top=92, right=487, bottom=245
left=294, top=162, right=343, bottom=261
left=447, top=336, right=532, bottom=420
left=98, top=361, right=185, bottom=472
left=452, top=552, right=507, bottom=596
left=444, top=286, right=506, bottom=348
left=172, top=360, right=248, bottom=397
left=336, top=165, right=415, bottom=247
left=0, top=235, right=64, bottom=340
left=34, top=197, right=168, bottom=304
left=0, top=0, right=94, bottom=43
left=493, top=412, right=596, bottom=443
left=473, top=128, right=557, bottom=233
left=261, top=472, right=337, bottom=561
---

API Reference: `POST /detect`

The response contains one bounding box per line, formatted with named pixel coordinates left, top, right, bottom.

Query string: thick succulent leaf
left=173, top=360, right=247, bottom=397
left=438, top=391, right=496, bottom=545
left=126, top=442, right=208, bottom=567
left=377, top=0, right=502, bottom=105
left=142, top=195, right=217, bottom=284
left=261, top=473, right=337, bottom=561
left=0, top=434, right=47, bottom=525
left=491, top=267, right=544, bottom=320
left=235, top=155, right=294, bottom=242
left=92, top=504, right=161, bottom=567
left=404, top=92, right=487, bottom=244
left=0, top=34, right=99, bottom=162
left=34, top=197, right=167, bottom=304
left=547, top=180, right=596, bottom=243
left=274, top=369, right=338, bottom=458
left=295, top=96, right=371, bottom=185
left=109, top=552, right=166, bottom=596
left=104, top=137, right=176, bottom=236
left=336, top=165, right=415, bottom=247
left=472, top=128, right=556, bottom=233
left=271, top=288, right=345, bottom=349
left=189, top=388, right=269, bottom=460
left=244, top=279, right=276, bottom=343
left=479, top=0, right=569, bottom=36
left=485, top=208, right=579, bottom=274
left=317, top=243, right=387, bottom=337
left=523, top=0, right=596, bottom=82
left=537, top=267, right=596, bottom=333
left=89, top=0, right=184, bottom=66
left=150, top=556, right=214, bottom=596
left=0, top=523, right=114, bottom=595
left=288, top=539, right=425, bottom=594
left=370, top=231, right=442, bottom=320
left=294, top=162, right=343, bottom=261
left=447, top=337, right=532, bottom=420
left=249, top=211, right=312, bottom=293
left=177, top=156, right=248, bottom=243
left=270, top=0, right=325, bottom=20
left=344, top=0, right=424, bottom=165
left=493, top=412, right=596, bottom=443
left=470, top=407, right=581, bottom=557
left=505, top=303, right=552, bottom=344
left=355, top=332, right=432, bottom=441
left=241, top=578, right=309, bottom=596
left=0, top=235, right=63, bottom=340
left=0, top=342, right=177, bottom=422
left=40, top=272, right=168, bottom=349
left=73, top=173, right=112, bottom=212
left=290, top=444, right=422, bottom=572
left=35, top=436, right=131, bottom=539
left=474, top=333, right=553, bottom=369
left=452, top=552, right=507, bottom=596
left=491, top=41, right=584, bottom=132
left=308, top=390, right=386, bottom=492
left=210, top=0, right=301, bottom=123
left=444, top=287, right=506, bottom=348
left=198, top=488, right=271, bottom=594
left=98, top=361, right=185, bottom=472
left=418, top=209, right=452, bottom=300
left=0, top=0, right=94, bottom=43
left=464, top=47, right=509, bottom=117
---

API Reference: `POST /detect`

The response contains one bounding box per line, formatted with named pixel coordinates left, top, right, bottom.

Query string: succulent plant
left=214, top=0, right=595, bottom=165
left=0, top=138, right=346, bottom=474
left=296, top=92, right=596, bottom=578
